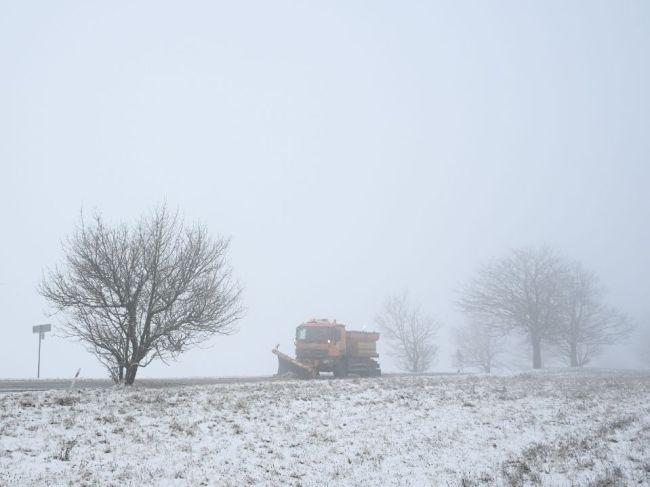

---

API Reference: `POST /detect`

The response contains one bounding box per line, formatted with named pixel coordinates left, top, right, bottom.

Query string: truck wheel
left=334, top=361, right=348, bottom=379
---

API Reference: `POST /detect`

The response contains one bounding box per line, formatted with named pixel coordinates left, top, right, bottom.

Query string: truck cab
left=292, top=319, right=380, bottom=377
left=295, top=319, right=346, bottom=375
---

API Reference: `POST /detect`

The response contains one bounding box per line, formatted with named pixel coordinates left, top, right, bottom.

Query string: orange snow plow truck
left=272, top=319, right=381, bottom=379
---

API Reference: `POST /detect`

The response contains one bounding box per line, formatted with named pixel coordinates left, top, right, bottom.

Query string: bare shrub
left=55, top=439, right=77, bottom=461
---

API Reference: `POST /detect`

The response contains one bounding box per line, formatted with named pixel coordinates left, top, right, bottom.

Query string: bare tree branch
left=553, top=261, right=633, bottom=366
left=375, top=292, right=440, bottom=373
left=453, top=318, right=507, bottom=373
left=39, top=204, right=244, bottom=385
left=457, top=246, right=566, bottom=369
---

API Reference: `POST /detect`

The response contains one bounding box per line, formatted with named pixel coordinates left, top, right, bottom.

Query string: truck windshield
left=296, top=327, right=332, bottom=343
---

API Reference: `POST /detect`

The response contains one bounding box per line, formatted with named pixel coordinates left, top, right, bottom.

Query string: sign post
left=32, top=324, right=51, bottom=379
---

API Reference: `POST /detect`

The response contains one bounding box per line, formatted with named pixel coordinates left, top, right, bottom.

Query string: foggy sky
left=1, top=1, right=649, bottom=379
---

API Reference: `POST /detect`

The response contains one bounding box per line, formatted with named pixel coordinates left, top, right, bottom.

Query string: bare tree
left=375, top=293, right=440, bottom=373
left=638, top=315, right=650, bottom=366
left=40, top=205, right=243, bottom=385
left=458, top=246, right=566, bottom=369
left=453, top=349, right=464, bottom=373
left=554, top=262, right=632, bottom=367
left=453, top=319, right=505, bottom=373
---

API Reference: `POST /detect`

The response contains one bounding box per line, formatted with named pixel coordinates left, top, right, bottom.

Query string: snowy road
left=0, top=379, right=113, bottom=394
left=0, top=372, right=458, bottom=394
left=0, top=376, right=278, bottom=394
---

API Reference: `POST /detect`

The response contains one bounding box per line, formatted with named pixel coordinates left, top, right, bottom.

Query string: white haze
left=1, top=1, right=648, bottom=379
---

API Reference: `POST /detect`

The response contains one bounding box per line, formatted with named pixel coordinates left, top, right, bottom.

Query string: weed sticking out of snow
left=1, top=371, right=650, bottom=485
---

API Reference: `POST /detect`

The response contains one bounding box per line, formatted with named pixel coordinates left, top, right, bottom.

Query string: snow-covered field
left=2, top=370, right=650, bottom=486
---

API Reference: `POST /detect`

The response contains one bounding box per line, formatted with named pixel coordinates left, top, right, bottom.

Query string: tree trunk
left=569, top=341, right=579, bottom=367
left=125, top=364, right=139, bottom=385
left=532, top=337, right=543, bottom=369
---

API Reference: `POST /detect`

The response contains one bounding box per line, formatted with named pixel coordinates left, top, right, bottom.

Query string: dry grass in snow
left=1, top=369, right=650, bottom=486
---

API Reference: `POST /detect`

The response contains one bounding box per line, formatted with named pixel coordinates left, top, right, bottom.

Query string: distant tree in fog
left=40, top=204, right=243, bottom=385
left=453, top=319, right=505, bottom=373
left=453, top=349, right=464, bottom=373
left=458, top=246, right=566, bottom=369
left=375, top=292, right=440, bottom=373
left=553, top=262, right=632, bottom=367
left=639, top=318, right=650, bottom=365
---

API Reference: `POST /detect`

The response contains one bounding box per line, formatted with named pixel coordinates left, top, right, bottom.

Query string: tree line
left=378, top=246, right=632, bottom=373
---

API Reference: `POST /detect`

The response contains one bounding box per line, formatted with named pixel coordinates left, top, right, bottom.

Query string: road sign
left=33, top=324, right=51, bottom=334
left=33, top=324, right=51, bottom=378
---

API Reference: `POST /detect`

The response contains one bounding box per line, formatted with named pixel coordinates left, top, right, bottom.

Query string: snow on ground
left=1, top=369, right=650, bottom=486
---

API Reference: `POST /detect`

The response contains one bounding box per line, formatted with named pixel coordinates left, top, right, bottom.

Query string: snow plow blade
left=272, top=347, right=315, bottom=379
